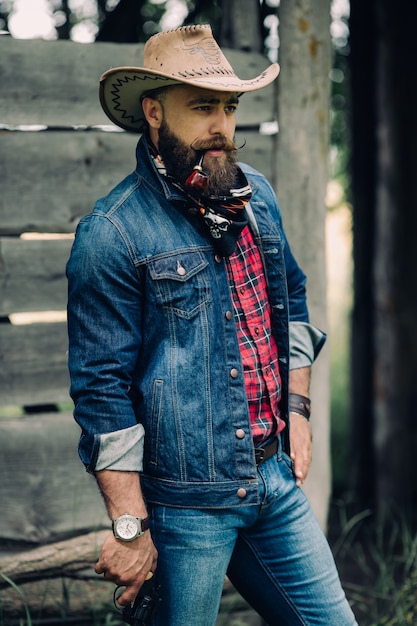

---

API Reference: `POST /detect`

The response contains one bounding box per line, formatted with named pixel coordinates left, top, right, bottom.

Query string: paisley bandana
left=150, top=146, right=252, bottom=257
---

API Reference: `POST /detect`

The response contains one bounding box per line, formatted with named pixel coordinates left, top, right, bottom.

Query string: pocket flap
left=148, top=251, right=208, bottom=282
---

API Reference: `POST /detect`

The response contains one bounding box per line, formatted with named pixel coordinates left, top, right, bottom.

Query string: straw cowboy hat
left=99, top=24, right=280, bottom=133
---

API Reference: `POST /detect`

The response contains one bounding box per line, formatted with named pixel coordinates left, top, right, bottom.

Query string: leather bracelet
left=288, top=393, right=311, bottom=421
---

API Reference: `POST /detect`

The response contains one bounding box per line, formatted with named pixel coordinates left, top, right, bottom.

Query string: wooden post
left=276, top=0, right=332, bottom=529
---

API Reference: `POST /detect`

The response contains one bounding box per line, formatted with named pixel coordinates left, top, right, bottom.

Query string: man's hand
left=95, top=530, right=158, bottom=606
left=289, top=411, right=312, bottom=487
left=93, top=469, right=158, bottom=606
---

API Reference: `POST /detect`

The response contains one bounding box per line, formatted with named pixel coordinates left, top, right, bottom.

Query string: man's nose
left=209, top=110, right=230, bottom=135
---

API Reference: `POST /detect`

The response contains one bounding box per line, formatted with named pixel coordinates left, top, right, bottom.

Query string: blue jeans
left=148, top=441, right=357, bottom=626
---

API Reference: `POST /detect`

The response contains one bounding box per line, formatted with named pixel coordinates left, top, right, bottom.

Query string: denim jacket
left=67, top=136, right=325, bottom=508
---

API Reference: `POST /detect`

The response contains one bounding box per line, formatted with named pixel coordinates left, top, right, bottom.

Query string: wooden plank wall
left=0, top=34, right=275, bottom=620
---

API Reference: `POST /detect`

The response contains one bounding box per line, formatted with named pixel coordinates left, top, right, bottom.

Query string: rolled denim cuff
left=94, top=423, right=145, bottom=472
left=289, top=321, right=327, bottom=370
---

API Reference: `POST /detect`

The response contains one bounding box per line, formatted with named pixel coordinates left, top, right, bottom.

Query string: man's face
left=151, top=85, right=240, bottom=195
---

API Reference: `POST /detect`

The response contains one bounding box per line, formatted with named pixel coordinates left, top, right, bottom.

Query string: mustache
left=190, top=137, right=246, bottom=153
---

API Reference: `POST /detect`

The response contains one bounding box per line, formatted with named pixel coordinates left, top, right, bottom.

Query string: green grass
left=0, top=573, right=32, bottom=626
left=330, top=502, right=417, bottom=625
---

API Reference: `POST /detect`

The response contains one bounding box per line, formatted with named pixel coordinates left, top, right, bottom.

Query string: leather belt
left=255, top=438, right=278, bottom=466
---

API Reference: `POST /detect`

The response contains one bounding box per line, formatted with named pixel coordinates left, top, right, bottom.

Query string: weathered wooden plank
left=0, top=322, right=70, bottom=405
left=0, top=130, right=273, bottom=234
left=0, top=238, right=73, bottom=315
left=0, top=37, right=275, bottom=128
left=0, top=130, right=138, bottom=234
left=0, top=413, right=107, bottom=544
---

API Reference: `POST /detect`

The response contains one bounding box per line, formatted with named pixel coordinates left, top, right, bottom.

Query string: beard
left=157, top=119, right=239, bottom=197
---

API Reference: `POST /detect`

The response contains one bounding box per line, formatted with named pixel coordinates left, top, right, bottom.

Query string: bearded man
left=67, top=24, right=357, bottom=626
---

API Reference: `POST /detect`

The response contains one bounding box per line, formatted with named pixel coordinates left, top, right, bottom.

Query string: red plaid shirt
left=225, top=226, right=284, bottom=446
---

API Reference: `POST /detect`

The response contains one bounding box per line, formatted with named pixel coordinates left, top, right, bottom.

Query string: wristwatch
left=112, top=513, right=150, bottom=542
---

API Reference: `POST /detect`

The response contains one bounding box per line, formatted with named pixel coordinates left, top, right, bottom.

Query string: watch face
left=116, top=516, right=139, bottom=540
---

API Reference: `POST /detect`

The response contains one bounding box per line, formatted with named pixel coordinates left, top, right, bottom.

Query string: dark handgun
left=118, top=577, right=161, bottom=626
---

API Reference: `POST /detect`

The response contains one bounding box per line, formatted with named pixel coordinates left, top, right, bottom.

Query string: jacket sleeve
left=289, top=321, right=326, bottom=370
left=67, top=212, right=145, bottom=473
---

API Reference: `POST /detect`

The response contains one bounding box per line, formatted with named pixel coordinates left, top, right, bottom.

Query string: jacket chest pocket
left=147, top=250, right=212, bottom=320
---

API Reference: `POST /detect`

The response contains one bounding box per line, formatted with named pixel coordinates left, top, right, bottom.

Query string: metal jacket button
left=236, top=429, right=245, bottom=439
left=237, top=488, right=247, bottom=499
left=230, top=368, right=239, bottom=379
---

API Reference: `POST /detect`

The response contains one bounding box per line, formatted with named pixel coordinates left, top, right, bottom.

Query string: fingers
left=291, top=449, right=311, bottom=487
left=95, top=531, right=158, bottom=606
left=116, top=582, right=142, bottom=606
left=289, top=412, right=312, bottom=487
left=116, top=572, right=156, bottom=605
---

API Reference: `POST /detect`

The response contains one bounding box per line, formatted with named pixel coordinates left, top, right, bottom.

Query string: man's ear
left=142, top=97, right=163, bottom=130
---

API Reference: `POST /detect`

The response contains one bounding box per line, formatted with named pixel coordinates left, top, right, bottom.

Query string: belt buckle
left=255, top=447, right=265, bottom=465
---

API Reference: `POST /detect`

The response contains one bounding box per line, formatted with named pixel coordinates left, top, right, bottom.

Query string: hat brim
left=99, top=64, right=279, bottom=133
